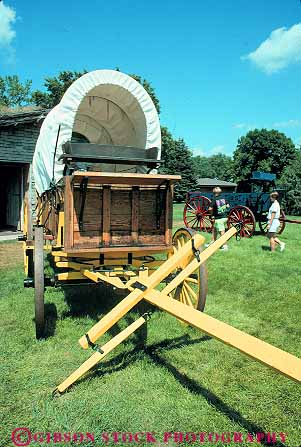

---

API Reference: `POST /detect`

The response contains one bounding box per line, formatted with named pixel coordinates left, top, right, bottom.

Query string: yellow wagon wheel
left=169, top=228, right=207, bottom=312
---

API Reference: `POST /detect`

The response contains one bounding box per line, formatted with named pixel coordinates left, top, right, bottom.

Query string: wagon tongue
left=55, top=228, right=301, bottom=393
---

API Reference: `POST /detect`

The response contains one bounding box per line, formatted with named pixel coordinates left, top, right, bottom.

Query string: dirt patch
left=0, top=241, right=23, bottom=269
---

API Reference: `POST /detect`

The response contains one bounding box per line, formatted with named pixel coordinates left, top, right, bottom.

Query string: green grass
left=0, top=207, right=300, bottom=447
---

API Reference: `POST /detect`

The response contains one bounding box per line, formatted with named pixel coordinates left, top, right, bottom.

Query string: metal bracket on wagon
left=191, top=238, right=201, bottom=262
left=131, top=281, right=148, bottom=292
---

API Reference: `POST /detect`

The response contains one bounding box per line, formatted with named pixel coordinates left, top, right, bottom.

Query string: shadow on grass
left=147, top=351, right=287, bottom=447
left=58, top=282, right=154, bottom=343
left=67, top=332, right=287, bottom=447
left=44, top=303, right=57, bottom=338
left=32, top=303, right=58, bottom=340
left=261, top=246, right=271, bottom=251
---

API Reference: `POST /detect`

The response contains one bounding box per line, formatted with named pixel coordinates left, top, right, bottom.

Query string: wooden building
left=196, top=177, right=237, bottom=193
left=0, top=110, right=49, bottom=231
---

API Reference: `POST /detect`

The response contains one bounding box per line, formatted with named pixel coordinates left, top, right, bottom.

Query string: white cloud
left=273, top=119, right=301, bottom=128
left=192, top=145, right=226, bottom=156
left=0, top=1, right=17, bottom=61
left=211, top=145, right=225, bottom=154
left=232, top=123, right=256, bottom=131
left=233, top=123, right=248, bottom=129
left=191, top=146, right=205, bottom=156
left=242, top=23, right=301, bottom=74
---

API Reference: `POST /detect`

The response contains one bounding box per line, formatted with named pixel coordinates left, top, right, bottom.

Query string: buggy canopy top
left=32, top=70, right=161, bottom=194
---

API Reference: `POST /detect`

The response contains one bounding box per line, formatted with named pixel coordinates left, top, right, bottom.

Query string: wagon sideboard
left=61, top=172, right=181, bottom=253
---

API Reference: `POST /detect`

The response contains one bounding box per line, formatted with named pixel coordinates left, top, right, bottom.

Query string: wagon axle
left=24, top=276, right=56, bottom=288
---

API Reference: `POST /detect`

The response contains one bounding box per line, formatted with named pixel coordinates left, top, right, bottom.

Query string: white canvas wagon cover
left=33, top=70, right=161, bottom=194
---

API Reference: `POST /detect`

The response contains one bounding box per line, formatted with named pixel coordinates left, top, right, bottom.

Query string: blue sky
left=1, top=0, right=301, bottom=156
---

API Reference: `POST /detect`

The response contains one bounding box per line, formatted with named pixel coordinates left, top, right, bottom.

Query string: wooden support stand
left=55, top=226, right=301, bottom=393
left=56, top=316, right=147, bottom=393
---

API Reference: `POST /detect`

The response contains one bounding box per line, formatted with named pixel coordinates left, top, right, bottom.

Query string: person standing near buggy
left=267, top=192, right=285, bottom=252
left=209, top=187, right=230, bottom=251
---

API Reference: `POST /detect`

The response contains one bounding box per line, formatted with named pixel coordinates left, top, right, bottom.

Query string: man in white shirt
left=267, top=192, right=285, bottom=252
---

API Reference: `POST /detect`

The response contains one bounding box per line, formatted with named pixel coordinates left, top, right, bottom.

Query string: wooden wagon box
left=63, top=172, right=181, bottom=253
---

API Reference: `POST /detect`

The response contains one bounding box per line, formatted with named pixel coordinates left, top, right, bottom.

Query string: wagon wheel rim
left=34, top=226, right=45, bottom=339
left=24, top=245, right=34, bottom=278
left=259, top=210, right=286, bottom=235
left=227, top=206, right=256, bottom=238
left=169, top=228, right=207, bottom=313
left=183, top=196, right=213, bottom=233
left=278, top=210, right=286, bottom=234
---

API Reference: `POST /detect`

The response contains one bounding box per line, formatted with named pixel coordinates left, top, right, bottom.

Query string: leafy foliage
left=193, top=153, right=234, bottom=182
left=31, top=70, right=88, bottom=108
left=233, top=129, right=298, bottom=181
left=159, top=127, right=197, bottom=201
left=0, top=75, right=32, bottom=108
left=279, top=151, right=301, bottom=215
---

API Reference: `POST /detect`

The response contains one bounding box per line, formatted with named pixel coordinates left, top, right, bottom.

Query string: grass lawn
left=0, top=205, right=300, bottom=447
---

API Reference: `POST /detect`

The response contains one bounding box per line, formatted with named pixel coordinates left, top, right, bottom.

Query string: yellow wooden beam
left=82, top=270, right=126, bottom=289
left=56, top=261, right=94, bottom=271
left=144, top=290, right=301, bottom=383
left=56, top=316, right=146, bottom=393
left=56, top=272, right=85, bottom=281
left=78, top=233, right=205, bottom=349
left=163, top=226, right=237, bottom=296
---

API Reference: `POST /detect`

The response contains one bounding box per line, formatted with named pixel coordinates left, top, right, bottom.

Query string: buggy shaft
left=79, top=232, right=206, bottom=349
left=145, top=290, right=301, bottom=383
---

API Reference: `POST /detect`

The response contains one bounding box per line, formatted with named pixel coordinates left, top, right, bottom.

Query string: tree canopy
left=193, top=153, right=234, bottom=182
left=0, top=75, right=32, bottom=108
left=159, top=127, right=197, bottom=201
left=31, top=70, right=88, bottom=108
left=279, top=150, right=301, bottom=215
left=233, top=129, right=298, bottom=181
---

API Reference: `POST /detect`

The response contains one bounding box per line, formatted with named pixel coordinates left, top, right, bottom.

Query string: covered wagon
left=21, top=70, right=300, bottom=393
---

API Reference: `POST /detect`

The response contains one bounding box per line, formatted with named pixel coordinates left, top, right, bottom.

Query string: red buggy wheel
left=227, top=206, right=256, bottom=238
left=183, top=195, right=213, bottom=233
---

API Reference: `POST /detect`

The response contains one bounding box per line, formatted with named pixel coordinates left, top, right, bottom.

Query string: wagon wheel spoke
left=183, top=196, right=213, bottom=233
left=227, top=206, right=256, bottom=238
left=184, top=281, right=198, bottom=304
left=182, top=284, right=194, bottom=307
left=170, top=228, right=208, bottom=317
left=185, top=276, right=198, bottom=284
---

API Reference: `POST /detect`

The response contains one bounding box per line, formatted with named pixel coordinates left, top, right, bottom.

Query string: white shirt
left=268, top=200, right=280, bottom=220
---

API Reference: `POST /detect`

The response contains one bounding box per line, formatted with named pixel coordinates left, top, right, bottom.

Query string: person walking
left=206, top=187, right=230, bottom=250
left=267, top=191, right=285, bottom=252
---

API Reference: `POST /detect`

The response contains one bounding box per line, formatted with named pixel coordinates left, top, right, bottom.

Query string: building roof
left=0, top=109, right=50, bottom=128
left=196, top=177, right=237, bottom=187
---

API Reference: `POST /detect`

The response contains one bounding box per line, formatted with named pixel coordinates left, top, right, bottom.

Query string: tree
left=193, top=153, right=234, bottom=181
left=0, top=75, right=32, bottom=108
left=279, top=150, right=301, bottom=215
left=159, top=127, right=197, bottom=201
left=233, top=129, right=298, bottom=181
left=31, top=70, right=87, bottom=108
